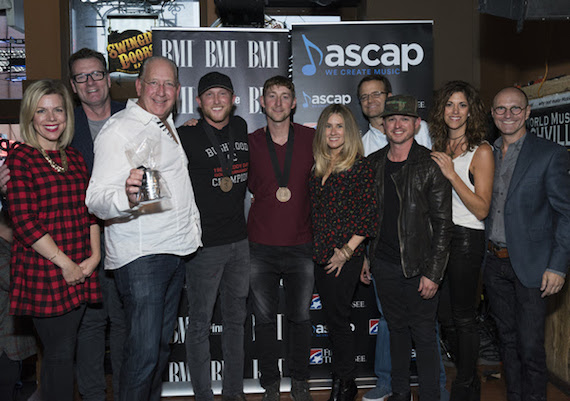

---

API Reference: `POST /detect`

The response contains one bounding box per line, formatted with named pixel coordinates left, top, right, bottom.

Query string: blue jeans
left=77, top=233, right=126, bottom=401
left=483, top=253, right=547, bottom=401
left=249, top=242, right=314, bottom=387
left=371, top=275, right=447, bottom=395
left=185, top=239, right=250, bottom=401
left=114, top=254, right=185, bottom=401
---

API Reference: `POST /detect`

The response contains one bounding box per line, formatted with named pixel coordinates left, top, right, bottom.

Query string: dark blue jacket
left=71, top=101, right=126, bottom=174
left=486, top=133, right=570, bottom=287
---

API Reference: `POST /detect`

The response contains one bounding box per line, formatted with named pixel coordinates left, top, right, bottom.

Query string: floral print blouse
left=309, top=156, right=378, bottom=264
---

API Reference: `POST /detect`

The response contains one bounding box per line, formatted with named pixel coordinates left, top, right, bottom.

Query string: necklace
left=39, top=148, right=68, bottom=173
left=448, top=134, right=466, bottom=158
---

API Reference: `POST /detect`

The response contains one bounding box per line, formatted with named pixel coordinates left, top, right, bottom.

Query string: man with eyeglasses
left=68, top=47, right=127, bottom=401
left=178, top=72, right=250, bottom=401
left=484, top=87, right=570, bottom=401
left=86, top=56, right=202, bottom=401
left=357, top=75, right=447, bottom=401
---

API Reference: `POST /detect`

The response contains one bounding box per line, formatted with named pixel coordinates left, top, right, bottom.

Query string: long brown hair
left=313, top=104, right=363, bottom=177
left=429, top=81, right=486, bottom=153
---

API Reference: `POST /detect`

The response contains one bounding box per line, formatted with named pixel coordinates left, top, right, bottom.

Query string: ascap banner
left=107, top=30, right=153, bottom=74
left=528, top=92, right=570, bottom=149
left=152, top=27, right=290, bottom=129
left=291, top=21, right=433, bottom=131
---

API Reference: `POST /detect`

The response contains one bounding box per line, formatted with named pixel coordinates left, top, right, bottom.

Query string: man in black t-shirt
left=365, top=95, right=452, bottom=401
left=178, top=72, right=249, bottom=401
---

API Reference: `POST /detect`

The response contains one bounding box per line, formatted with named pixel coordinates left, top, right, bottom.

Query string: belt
left=487, top=241, right=509, bottom=259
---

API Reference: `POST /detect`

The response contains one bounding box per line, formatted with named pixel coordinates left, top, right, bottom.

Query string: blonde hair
left=20, top=79, right=75, bottom=150
left=313, top=104, right=363, bottom=177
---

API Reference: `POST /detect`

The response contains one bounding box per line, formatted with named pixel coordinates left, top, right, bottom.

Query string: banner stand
left=161, top=377, right=378, bottom=397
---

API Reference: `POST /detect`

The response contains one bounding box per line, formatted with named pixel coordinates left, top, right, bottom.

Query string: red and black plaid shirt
left=7, top=144, right=101, bottom=317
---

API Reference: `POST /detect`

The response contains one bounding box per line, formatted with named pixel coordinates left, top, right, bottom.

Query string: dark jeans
left=249, top=242, right=314, bottom=387
left=32, top=305, right=86, bottom=401
left=438, top=225, right=484, bottom=384
left=314, top=254, right=362, bottom=380
left=372, top=258, right=440, bottom=401
left=483, top=253, right=547, bottom=401
left=114, top=254, right=185, bottom=401
left=185, top=239, right=250, bottom=401
left=77, top=236, right=126, bottom=401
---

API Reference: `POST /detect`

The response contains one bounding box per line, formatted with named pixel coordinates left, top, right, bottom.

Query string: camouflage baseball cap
left=380, top=94, right=419, bottom=118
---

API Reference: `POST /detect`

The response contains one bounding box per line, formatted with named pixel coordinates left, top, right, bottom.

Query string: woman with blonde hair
left=7, top=79, right=101, bottom=401
left=310, top=104, right=377, bottom=401
left=429, top=80, right=494, bottom=400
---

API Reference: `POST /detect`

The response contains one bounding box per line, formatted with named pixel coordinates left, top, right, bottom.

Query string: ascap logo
left=300, top=34, right=425, bottom=76
left=312, top=324, right=329, bottom=337
left=310, top=294, right=322, bottom=310
left=301, top=91, right=352, bottom=108
left=369, top=319, right=379, bottom=335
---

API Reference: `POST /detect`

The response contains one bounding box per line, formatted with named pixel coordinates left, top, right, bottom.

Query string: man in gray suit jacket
left=485, top=87, right=570, bottom=401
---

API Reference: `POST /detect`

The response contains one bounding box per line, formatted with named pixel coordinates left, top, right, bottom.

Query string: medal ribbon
left=265, top=125, right=295, bottom=189
left=201, top=119, right=236, bottom=178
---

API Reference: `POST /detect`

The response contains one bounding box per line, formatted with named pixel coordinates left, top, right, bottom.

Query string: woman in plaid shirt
left=6, top=80, right=101, bottom=401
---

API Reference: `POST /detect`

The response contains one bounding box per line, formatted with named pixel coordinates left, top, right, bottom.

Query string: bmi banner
left=291, top=21, right=433, bottom=131
left=152, top=27, right=290, bottom=129
left=528, top=92, right=570, bottom=149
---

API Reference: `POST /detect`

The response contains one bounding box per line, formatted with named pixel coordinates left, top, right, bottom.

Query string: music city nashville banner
left=152, top=27, right=290, bottom=129
left=528, top=91, right=570, bottom=150
left=291, top=21, right=433, bottom=132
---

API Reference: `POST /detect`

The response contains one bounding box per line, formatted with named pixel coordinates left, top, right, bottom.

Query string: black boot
left=327, top=376, right=341, bottom=401
left=337, top=379, right=357, bottom=401
left=450, top=375, right=480, bottom=401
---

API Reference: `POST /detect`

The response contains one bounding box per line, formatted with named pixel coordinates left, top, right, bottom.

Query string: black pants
left=32, top=305, right=86, bottom=401
left=438, top=225, right=485, bottom=384
left=314, top=255, right=363, bottom=380
left=372, top=258, right=440, bottom=401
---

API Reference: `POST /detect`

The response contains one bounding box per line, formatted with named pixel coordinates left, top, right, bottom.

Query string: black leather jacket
left=368, top=141, right=452, bottom=284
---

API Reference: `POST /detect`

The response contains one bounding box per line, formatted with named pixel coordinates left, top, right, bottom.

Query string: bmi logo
left=310, top=294, right=322, bottom=310
left=369, top=319, right=379, bottom=335
left=310, top=348, right=324, bottom=365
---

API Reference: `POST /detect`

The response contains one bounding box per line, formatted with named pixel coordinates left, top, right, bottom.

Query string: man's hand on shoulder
left=418, top=276, right=439, bottom=299
left=540, top=270, right=565, bottom=298
left=0, top=164, right=10, bottom=195
left=183, top=118, right=198, bottom=127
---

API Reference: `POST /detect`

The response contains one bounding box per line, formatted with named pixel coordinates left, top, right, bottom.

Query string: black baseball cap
left=198, top=72, right=234, bottom=96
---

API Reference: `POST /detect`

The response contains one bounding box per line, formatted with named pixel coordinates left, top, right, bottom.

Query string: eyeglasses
left=493, top=105, right=526, bottom=115
left=143, top=80, right=178, bottom=90
left=72, top=71, right=106, bottom=83
left=358, top=91, right=388, bottom=103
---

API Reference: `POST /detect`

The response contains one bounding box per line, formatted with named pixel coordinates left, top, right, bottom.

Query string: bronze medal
left=276, top=187, right=291, bottom=202
left=220, top=176, right=233, bottom=192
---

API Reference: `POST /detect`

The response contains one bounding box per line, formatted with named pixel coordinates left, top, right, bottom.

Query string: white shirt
left=86, top=99, right=202, bottom=270
left=452, top=145, right=485, bottom=230
left=362, top=120, right=433, bottom=156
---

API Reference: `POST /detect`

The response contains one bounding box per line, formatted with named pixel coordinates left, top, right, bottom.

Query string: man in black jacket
left=365, top=95, right=452, bottom=401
